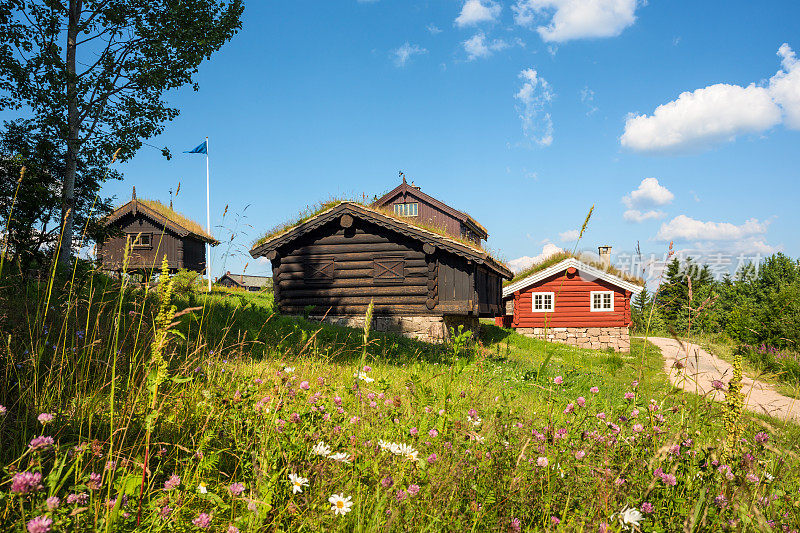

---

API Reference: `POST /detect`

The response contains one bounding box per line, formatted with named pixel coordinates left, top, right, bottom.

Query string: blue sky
left=107, top=0, right=800, bottom=281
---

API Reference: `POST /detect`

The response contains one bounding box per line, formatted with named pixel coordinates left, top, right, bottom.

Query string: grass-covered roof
left=504, top=251, right=645, bottom=287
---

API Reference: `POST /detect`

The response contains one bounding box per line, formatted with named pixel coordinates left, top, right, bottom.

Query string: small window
left=532, top=292, right=554, bottom=312
left=129, top=233, right=152, bottom=248
left=305, top=258, right=334, bottom=283
left=393, top=202, right=418, bottom=217
left=373, top=257, right=405, bottom=284
left=591, top=291, right=614, bottom=311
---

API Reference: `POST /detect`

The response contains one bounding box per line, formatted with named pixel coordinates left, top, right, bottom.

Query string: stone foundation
left=515, top=326, right=631, bottom=352
left=308, top=315, right=479, bottom=344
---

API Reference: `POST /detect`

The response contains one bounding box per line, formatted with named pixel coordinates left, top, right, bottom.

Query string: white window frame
left=393, top=202, right=418, bottom=217
left=532, top=292, right=554, bottom=313
left=590, top=291, right=614, bottom=312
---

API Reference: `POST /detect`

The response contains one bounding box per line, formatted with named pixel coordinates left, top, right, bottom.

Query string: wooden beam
left=340, top=214, right=354, bottom=228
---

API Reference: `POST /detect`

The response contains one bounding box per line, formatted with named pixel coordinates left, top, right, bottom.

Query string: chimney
left=132, top=186, right=136, bottom=200
left=598, top=245, right=612, bottom=268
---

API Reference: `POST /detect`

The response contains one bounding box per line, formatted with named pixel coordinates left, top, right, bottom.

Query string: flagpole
left=205, top=136, right=211, bottom=292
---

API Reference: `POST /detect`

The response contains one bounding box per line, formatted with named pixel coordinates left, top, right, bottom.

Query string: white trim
left=532, top=292, right=554, bottom=312
left=503, top=258, right=644, bottom=299
left=590, top=290, right=614, bottom=312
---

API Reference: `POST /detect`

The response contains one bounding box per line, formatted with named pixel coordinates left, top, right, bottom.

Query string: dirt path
left=644, top=336, right=800, bottom=424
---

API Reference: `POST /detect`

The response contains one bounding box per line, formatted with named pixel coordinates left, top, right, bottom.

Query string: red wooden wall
left=509, top=270, right=632, bottom=328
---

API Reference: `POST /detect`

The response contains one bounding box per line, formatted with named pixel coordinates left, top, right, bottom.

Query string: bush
left=736, top=343, right=800, bottom=385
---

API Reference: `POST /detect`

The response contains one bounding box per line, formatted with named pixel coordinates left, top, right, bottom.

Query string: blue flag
left=184, top=140, right=207, bottom=154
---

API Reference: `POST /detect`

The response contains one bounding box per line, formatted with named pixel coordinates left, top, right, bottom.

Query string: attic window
left=591, top=291, right=614, bottom=311
left=129, top=233, right=151, bottom=248
left=305, top=258, right=334, bottom=283
left=393, top=202, right=418, bottom=217
left=532, top=292, right=554, bottom=312
left=373, top=257, right=405, bottom=284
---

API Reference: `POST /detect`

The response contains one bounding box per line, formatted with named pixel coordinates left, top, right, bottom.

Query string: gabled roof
left=250, top=202, right=512, bottom=279
left=103, top=199, right=219, bottom=245
left=218, top=273, right=272, bottom=288
left=502, top=257, right=644, bottom=298
left=373, top=182, right=489, bottom=240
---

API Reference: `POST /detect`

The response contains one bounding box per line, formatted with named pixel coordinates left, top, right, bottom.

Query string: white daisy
left=288, top=473, right=309, bottom=494
left=467, top=415, right=482, bottom=427
left=197, top=482, right=208, bottom=494
left=311, top=441, right=331, bottom=457
left=328, top=493, right=353, bottom=516
left=283, top=366, right=295, bottom=373
left=353, top=371, right=374, bottom=383
left=399, top=444, right=419, bottom=461
left=389, top=442, right=403, bottom=455
left=329, top=452, right=352, bottom=464
left=613, top=505, right=643, bottom=530
left=378, top=440, right=393, bottom=452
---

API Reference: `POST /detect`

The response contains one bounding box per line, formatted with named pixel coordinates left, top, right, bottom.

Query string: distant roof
left=502, top=257, right=644, bottom=298
left=250, top=201, right=512, bottom=279
left=373, top=181, right=489, bottom=239
left=103, top=198, right=218, bottom=245
left=218, top=273, right=272, bottom=288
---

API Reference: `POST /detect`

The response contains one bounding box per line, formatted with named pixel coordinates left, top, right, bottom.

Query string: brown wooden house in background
left=217, top=272, right=272, bottom=292
left=249, top=199, right=512, bottom=343
left=372, top=178, right=488, bottom=245
left=97, top=188, right=218, bottom=275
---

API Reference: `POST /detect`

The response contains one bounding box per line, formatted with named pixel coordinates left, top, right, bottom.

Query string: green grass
left=2, top=271, right=800, bottom=531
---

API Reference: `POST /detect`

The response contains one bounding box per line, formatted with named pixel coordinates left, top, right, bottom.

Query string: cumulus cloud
left=455, top=0, right=501, bottom=27
left=623, top=209, right=665, bottom=223
left=513, top=0, right=638, bottom=42
left=621, top=43, right=800, bottom=153
left=769, top=43, right=800, bottom=128
left=558, top=229, right=579, bottom=242
left=507, top=243, right=563, bottom=273
left=655, top=215, right=769, bottom=242
left=514, top=68, right=554, bottom=146
left=622, top=178, right=674, bottom=209
left=463, top=32, right=509, bottom=60
left=391, top=42, right=428, bottom=67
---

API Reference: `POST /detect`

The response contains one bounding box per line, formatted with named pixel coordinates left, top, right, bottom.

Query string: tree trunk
left=59, top=0, right=81, bottom=267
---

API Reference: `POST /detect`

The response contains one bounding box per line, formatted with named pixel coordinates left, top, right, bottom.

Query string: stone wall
left=307, top=314, right=480, bottom=344
left=515, top=326, right=631, bottom=352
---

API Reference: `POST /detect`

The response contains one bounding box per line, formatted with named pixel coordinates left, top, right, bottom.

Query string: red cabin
left=497, top=256, right=644, bottom=352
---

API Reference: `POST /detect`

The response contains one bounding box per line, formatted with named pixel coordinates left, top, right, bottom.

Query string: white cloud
left=620, top=83, right=781, bottom=152
left=558, top=229, right=579, bottom=242
left=508, top=243, right=563, bottom=273
left=621, top=43, right=800, bottom=153
left=655, top=215, right=769, bottom=242
left=623, top=209, right=665, bottom=223
left=427, top=23, right=443, bottom=35
left=580, top=85, right=598, bottom=115
left=455, top=0, right=501, bottom=27
left=769, top=43, right=800, bottom=129
left=513, top=0, right=638, bottom=43
left=463, top=32, right=509, bottom=60
left=622, top=178, right=674, bottom=209
left=514, top=68, right=554, bottom=146
left=391, top=42, right=428, bottom=67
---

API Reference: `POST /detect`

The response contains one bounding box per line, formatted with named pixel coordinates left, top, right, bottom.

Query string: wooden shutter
left=305, top=258, right=334, bottom=283
left=373, top=257, right=405, bottom=284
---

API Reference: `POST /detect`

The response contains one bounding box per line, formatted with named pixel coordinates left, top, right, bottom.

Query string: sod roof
left=103, top=198, right=218, bottom=244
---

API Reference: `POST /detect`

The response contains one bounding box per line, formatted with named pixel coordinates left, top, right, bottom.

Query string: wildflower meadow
left=1, top=261, right=800, bottom=532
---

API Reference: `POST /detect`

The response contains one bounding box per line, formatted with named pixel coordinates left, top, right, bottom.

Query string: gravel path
left=643, top=336, right=800, bottom=424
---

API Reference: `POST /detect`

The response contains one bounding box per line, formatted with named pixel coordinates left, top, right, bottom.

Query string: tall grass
left=2, top=253, right=800, bottom=530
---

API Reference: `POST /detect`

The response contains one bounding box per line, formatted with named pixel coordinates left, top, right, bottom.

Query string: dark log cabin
left=249, top=202, right=512, bottom=342
left=98, top=189, right=218, bottom=275
left=372, top=178, right=488, bottom=245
